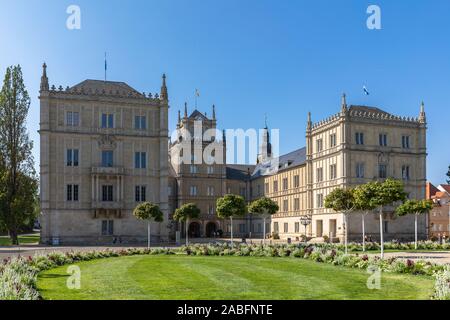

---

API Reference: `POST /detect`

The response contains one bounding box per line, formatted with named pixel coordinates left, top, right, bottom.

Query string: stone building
left=39, top=64, right=169, bottom=244
left=255, top=94, right=428, bottom=242
left=39, top=63, right=428, bottom=244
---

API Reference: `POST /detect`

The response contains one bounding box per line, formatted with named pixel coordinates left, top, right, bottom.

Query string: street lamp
left=300, top=214, right=312, bottom=244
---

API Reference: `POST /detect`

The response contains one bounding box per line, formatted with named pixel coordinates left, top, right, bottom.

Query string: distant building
left=427, top=182, right=450, bottom=238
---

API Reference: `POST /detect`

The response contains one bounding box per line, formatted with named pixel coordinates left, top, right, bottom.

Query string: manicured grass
left=0, top=233, right=40, bottom=246
left=37, top=255, right=434, bottom=300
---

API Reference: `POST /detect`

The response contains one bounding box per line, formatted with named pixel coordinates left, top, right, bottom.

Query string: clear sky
left=0, top=0, right=449, bottom=184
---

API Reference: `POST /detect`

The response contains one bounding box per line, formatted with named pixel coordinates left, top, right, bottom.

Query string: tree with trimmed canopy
left=216, top=194, right=247, bottom=247
left=133, top=202, right=164, bottom=249
left=248, top=197, right=279, bottom=244
left=324, top=188, right=355, bottom=254
left=371, top=178, right=407, bottom=259
left=353, top=182, right=378, bottom=252
left=396, top=199, right=433, bottom=249
left=173, top=203, right=200, bottom=246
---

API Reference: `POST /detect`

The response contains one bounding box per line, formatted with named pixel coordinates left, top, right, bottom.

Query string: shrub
left=433, top=266, right=450, bottom=300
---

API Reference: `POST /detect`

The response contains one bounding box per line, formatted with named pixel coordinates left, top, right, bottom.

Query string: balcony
left=91, top=166, right=125, bottom=175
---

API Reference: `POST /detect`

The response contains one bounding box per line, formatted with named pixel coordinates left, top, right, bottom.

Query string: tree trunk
left=263, top=217, right=266, bottom=245
left=344, top=213, right=348, bottom=255
left=415, top=213, right=418, bottom=250
left=362, top=212, right=366, bottom=252
left=230, top=216, right=234, bottom=247
left=147, top=221, right=151, bottom=249
left=186, top=218, right=189, bottom=246
left=379, top=206, right=384, bottom=259
left=10, top=229, right=19, bottom=245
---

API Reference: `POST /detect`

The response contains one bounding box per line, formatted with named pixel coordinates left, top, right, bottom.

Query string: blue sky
left=0, top=0, right=449, bottom=183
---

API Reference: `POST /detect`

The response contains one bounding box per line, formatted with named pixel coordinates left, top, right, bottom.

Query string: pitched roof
left=70, top=79, right=143, bottom=97
left=226, top=164, right=255, bottom=181
left=438, top=184, right=450, bottom=194
left=251, top=147, right=306, bottom=179
left=349, top=105, right=392, bottom=116
left=189, top=110, right=210, bottom=121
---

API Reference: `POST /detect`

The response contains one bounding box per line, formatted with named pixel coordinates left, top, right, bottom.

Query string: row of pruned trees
left=133, top=194, right=279, bottom=248
left=325, top=178, right=433, bottom=258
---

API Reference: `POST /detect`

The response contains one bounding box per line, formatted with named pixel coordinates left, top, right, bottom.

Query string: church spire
left=40, top=62, right=49, bottom=92
left=177, top=110, right=181, bottom=124
left=212, top=104, right=216, bottom=120
left=184, top=102, right=188, bottom=119
left=419, top=101, right=426, bottom=123
left=160, top=73, right=168, bottom=101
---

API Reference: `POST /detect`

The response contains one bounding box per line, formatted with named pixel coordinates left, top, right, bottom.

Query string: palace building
left=39, top=64, right=428, bottom=244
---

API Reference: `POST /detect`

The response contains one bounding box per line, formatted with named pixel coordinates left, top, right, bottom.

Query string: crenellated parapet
left=310, top=112, right=342, bottom=130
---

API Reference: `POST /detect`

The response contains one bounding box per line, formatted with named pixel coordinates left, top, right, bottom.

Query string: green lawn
left=37, top=255, right=434, bottom=300
left=0, top=233, right=40, bottom=246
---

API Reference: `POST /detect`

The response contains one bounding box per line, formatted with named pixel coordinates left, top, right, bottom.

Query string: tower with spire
left=257, top=116, right=273, bottom=164
left=419, top=101, right=426, bottom=123
left=160, top=74, right=168, bottom=102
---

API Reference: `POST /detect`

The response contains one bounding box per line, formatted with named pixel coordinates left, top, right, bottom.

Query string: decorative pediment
left=98, top=134, right=117, bottom=150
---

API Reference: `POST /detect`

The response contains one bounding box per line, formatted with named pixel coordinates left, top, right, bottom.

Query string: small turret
left=160, top=74, right=168, bottom=101
left=40, top=62, right=49, bottom=92
left=419, top=101, right=426, bottom=123
left=212, top=104, right=216, bottom=120
left=341, top=93, right=347, bottom=114
left=307, top=112, right=312, bottom=131
left=184, top=102, right=188, bottom=119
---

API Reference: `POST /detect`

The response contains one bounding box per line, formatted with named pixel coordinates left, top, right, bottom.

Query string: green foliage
left=133, top=202, right=164, bottom=222
left=353, top=182, right=378, bottom=211
left=216, top=194, right=247, bottom=219
left=324, top=188, right=355, bottom=213
left=248, top=197, right=279, bottom=215
left=0, top=65, right=38, bottom=245
left=173, top=203, right=200, bottom=222
left=396, top=199, right=434, bottom=216
left=371, top=178, right=407, bottom=208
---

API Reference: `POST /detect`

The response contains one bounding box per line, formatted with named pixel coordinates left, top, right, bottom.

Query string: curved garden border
left=1, top=244, right=449, bottom=300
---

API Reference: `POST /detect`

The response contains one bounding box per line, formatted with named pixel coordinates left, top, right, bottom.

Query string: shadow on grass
left=39, top=273, right=69, bottom=279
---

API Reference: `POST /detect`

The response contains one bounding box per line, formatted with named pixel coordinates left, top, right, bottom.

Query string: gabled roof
left=438, top=184, right=450, bottom=194
left=70, top=79, right=143, bottom=97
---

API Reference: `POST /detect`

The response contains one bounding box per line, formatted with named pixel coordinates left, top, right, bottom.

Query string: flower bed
left=1, top=244, right=449, bottom=300
left=307, top=240, right=450, bottom=252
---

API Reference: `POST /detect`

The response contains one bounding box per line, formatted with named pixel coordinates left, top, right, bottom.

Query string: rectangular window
left=379, top=164, right=387, bottom=179
left=101, top=220, right=114, bottom=236
left=294, top=198, right=300, bottom=211
left=273, top=181, right=278, bottom=193
left=355, top=132, right=364, bottom=145
left=330, top=164, right=337, bottom=180
left=208, top=204, right=214, bottom=215
left=293, top=175, right=300, bottom=188
left=135, top=186, right=146, bottom=202
left=239, top=224, right=246, bottom=233
left=402, top=165, right=410, bottom=181
left=265, top=183, right=269, bottom=194
left=295, top=222, right=300, bottom=233
left=282, top=178, right=288, bottom=190
left=283, top=199, right=289, bottom=212
left=207, top=166, right=214, bottom=174
left=135, top=115, right=147, bottom=130
left=383, top=221, right=388, bottom=233
left=101, top=113, right=114, bottom=128
left=66, top=111, right=80, bottom=126
left=101, top=151, right=113, bottom=167
left=190, top=165, right=198, bottom=174
left=274, top=222, right=279, bottom=233
left=317, top=194, right=324, bottom=208
left=316, top=168, right=323, bottom=182
left=66, top=184, right=79, bottom=201
left=402, top=135, right=410, bottom=149
left=284, top=223, right=289, bottom=233
left=379, top=134, right=387, bottom=146
left=102, top=185, right=113, bottom=202
left=356, top=163, right=365, bottom=178
left=316, top=139, right=323, bottom=152
left=207, top=186, right=215, bottom=196
left=190, top=186, right=198, bottom=196
left=330, top=133, right=337, bottom=148
left=66, top=149, right=79, bottom=167
left=135, top=152, right=147, bottom=169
